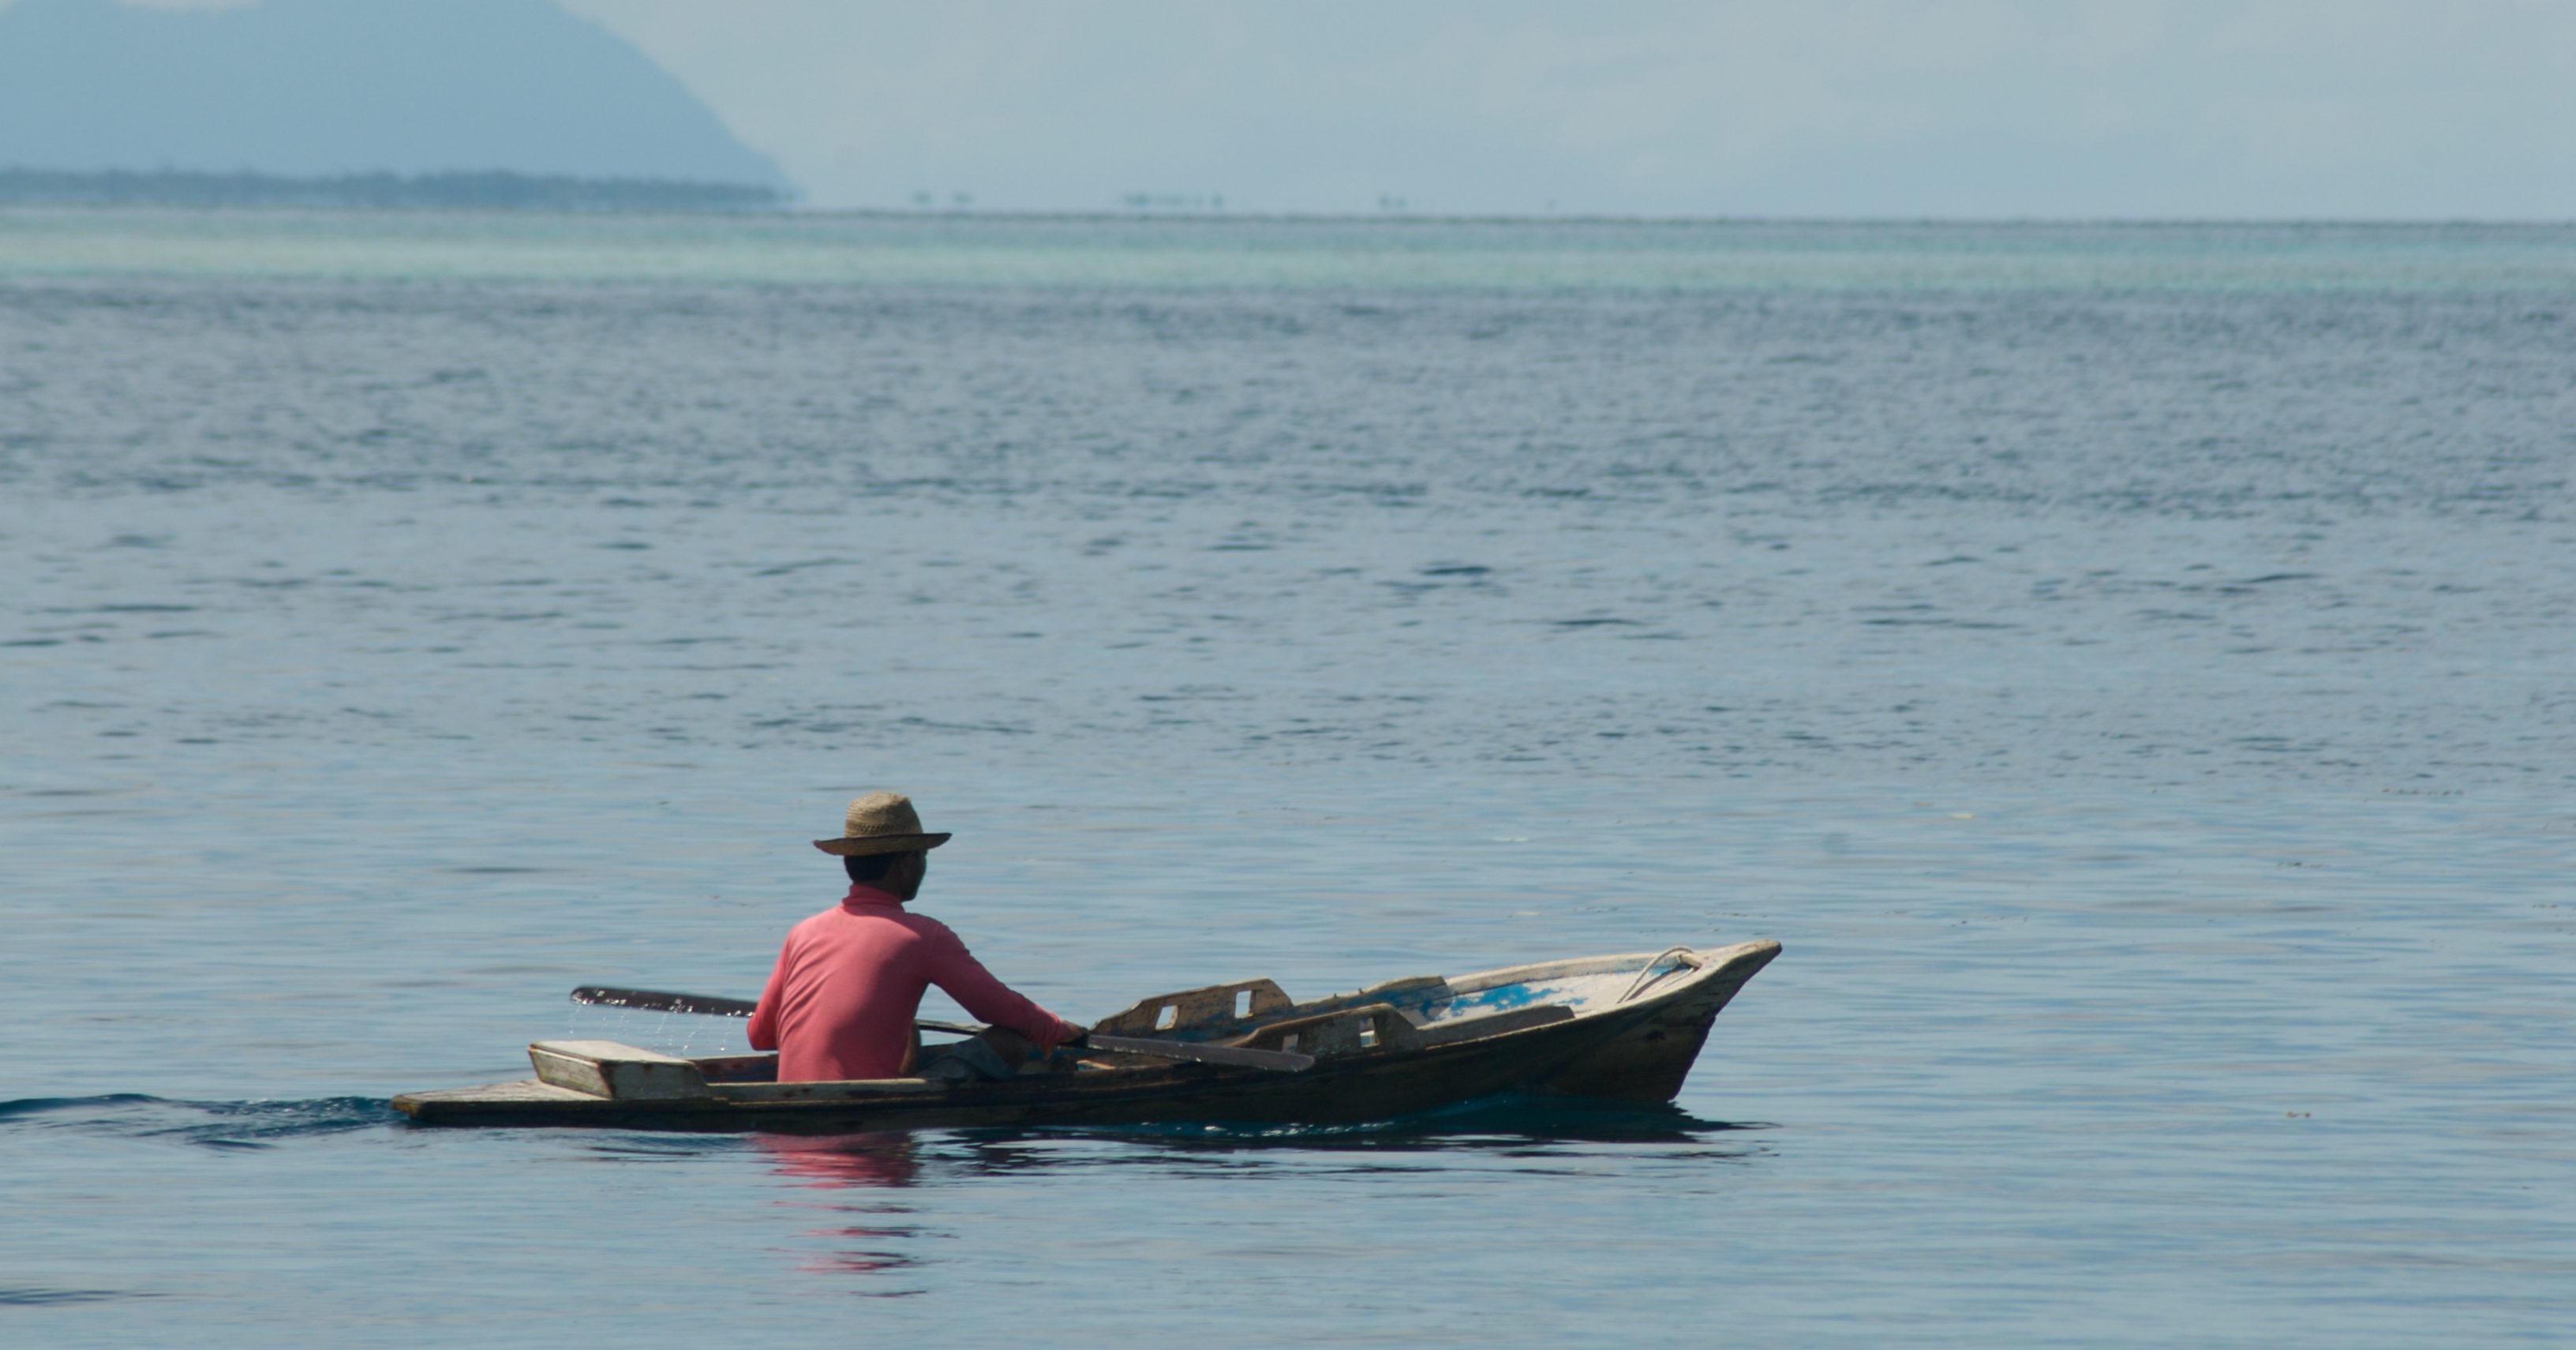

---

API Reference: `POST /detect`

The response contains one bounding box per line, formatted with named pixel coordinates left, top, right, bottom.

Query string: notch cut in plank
left=1091, top=978, right=1294, bottom=1037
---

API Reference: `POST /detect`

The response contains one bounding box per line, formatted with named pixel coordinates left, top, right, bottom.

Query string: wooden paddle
left=567, top=984, right=1314, bottom=1072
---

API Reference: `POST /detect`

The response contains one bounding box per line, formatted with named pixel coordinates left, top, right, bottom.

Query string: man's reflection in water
left=758, top=1132, right=926, bottom=1283
left=759, top=1131, right=923, bottom=1188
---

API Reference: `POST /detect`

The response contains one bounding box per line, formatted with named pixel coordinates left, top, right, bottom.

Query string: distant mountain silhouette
left=0, top=0, right=788, bottom=192
left=0, top=167, right=786, bottom=210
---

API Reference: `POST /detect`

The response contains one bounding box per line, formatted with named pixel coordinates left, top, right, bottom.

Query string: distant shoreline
left=0, top=168, right=788, bottom=212
left=2, top=174, right=2567, bottom=228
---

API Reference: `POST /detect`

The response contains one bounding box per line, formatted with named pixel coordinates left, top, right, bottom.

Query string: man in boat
left=747, top=792, right=1084, bottom=1082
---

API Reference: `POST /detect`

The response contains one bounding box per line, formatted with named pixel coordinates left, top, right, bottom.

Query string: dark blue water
left=3, top=215, right=2572, bottom=1347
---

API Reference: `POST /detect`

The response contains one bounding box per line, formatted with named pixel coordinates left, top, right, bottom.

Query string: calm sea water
left=3, top=211, right=2571, bottom=1348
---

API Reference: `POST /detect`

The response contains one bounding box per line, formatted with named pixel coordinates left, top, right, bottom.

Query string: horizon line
left=7, top=201, right=2574, bottom=230
left=7, top=167, right=2573, bottom=227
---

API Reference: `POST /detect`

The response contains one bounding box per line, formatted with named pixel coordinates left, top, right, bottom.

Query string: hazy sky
left=80, top=0, right=2576, bottom=216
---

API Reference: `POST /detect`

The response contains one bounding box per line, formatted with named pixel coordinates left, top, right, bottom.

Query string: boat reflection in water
left=760, top=1097, right=1763, bottom=1187
left=747, top=1100, right=1766, bottom=1292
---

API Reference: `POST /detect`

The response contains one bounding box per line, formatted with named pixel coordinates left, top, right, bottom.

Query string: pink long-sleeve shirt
left=746, top=884, right=1077, bottom=1082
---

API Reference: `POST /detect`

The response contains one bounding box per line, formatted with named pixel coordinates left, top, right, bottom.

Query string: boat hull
left=394, top=939, right=1778, bottom=1131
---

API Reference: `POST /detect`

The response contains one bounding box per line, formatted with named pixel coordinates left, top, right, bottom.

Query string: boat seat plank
left=529, top=1040, right=713, bottom=1101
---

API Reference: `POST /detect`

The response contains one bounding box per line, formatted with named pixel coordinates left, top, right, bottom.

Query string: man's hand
left=1052, top=1021, right=1091, bottom=1050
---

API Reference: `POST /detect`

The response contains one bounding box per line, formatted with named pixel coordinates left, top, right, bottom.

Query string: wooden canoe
left=392, top=939, right=1779, bottom=1131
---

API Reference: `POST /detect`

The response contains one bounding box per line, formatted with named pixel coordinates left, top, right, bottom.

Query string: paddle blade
left=570, top=985, right=756, bottom=1018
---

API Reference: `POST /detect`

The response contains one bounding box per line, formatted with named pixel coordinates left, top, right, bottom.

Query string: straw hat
left=812, top=791, right=953, bottom=857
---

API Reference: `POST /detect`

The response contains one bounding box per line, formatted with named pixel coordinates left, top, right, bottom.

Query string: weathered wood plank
left=1092, top=977, right=1295, bottom=1037
left=1237, top=1003, right=1425, bottom=1057
left=528, top=1040, right=713, bottom=1100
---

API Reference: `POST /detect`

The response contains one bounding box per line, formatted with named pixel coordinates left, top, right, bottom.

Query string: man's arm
left=923, top=927, right=1080, bottom=1048
left=745, top=938, right=793, bottom=1052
